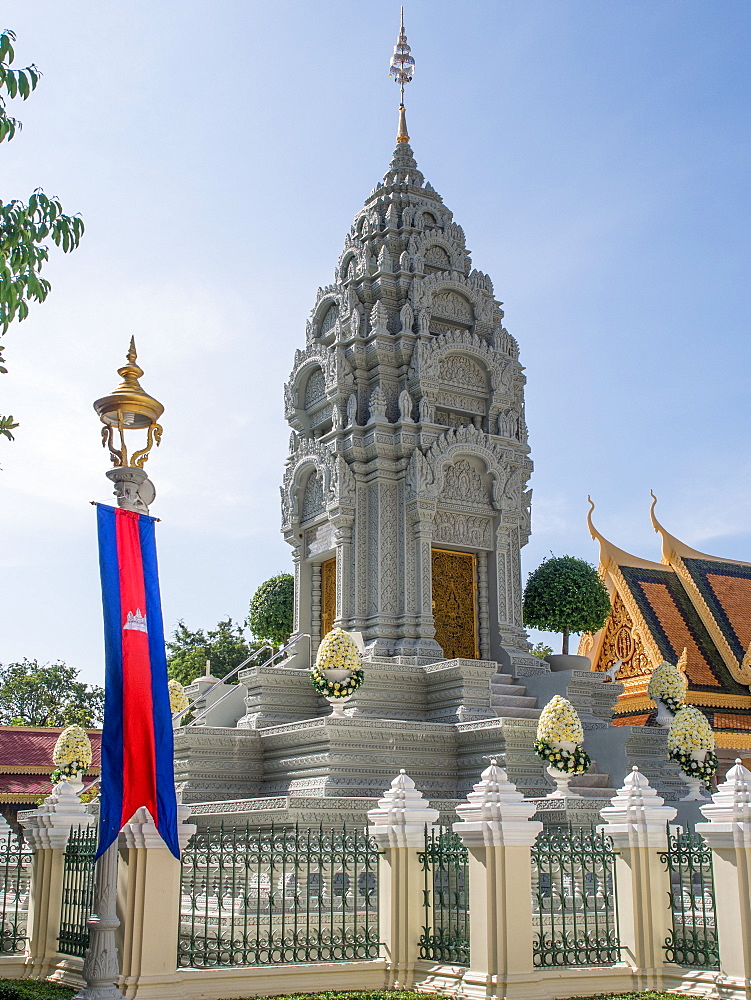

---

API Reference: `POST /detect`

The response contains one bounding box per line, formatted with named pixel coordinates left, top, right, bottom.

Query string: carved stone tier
left=280, top=137, right=536, bottom=670
left=175, top=661, right=694, bottom=827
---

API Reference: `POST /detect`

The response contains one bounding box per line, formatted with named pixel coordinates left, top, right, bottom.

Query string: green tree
left=523, top=555, right=612, bottom=655
left=0, top=659, right=104, bottom=727
left=1, top=30, right=84, bottom=443
left=166, top=617, right=257, bottom=686
left=529, top=641, right=554, bottom=661
left=248, top=573, right=294, bottom=647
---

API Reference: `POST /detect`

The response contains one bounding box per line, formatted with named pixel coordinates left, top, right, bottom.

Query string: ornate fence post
left=696, top=759, right=751, bottom=992
left=116, top=805, right=196, bottom=995
left=599, top=766, right=677, bottom=990
left=367, top=770, right=439, bottom=987
left=19, top=781, right=96, bottom=978
left=452, top=759, right=541, bottom=996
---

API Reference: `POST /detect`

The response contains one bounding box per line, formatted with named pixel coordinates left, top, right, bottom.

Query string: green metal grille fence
left=418, top=825, right=469, bottom=966
left=660, top=825, right=719, bottom=969
left=531, top=825, right=620, bottom=967
left=178, top=823, right=379, bottom=968
left=58, top=825, right=98, bottom=957
left=0, top=829, right=32, bottom=954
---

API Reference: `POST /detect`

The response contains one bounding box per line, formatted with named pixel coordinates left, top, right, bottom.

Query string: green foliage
left=0, top=659, right=104, bottom=727
left=0, top=980, right=74, bottom=1000
left=248, top=573, right=294, bottom=646
left=186, top=992, right=687, bottom=1000
left=166, top=617, right=257, bottom=686
left=0, top=29, right=84, bottom=445
left=530, top=641, right=553, bottom=660
left=523, top=555, right=611, bottom=654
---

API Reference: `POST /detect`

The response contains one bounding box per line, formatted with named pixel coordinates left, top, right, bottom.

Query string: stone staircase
left=490, top=672, right=541, bottom=720
left=568, top=761, right=618, bottom=799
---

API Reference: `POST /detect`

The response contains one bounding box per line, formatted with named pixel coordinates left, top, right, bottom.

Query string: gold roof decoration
left=93, top=338, right=164, bottom=469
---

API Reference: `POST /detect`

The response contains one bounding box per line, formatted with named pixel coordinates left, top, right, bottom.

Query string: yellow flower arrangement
left=667, top=705, right=718, bottom=782
left=168, top=678, right=190, bottom=714
left=310, top=628, right=364, bottom=699
left=667, top=705, right=715, bottom=753
left=534, top=695, right=590, bottom=775
left=536, top=695, right=584, bottom=744
left=51, top=724, right=92, bottom=783
left=648, top=661, right=687, bottom=714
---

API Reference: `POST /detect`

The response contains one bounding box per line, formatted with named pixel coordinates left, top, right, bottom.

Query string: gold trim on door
left=321, top=557, right=337, bottom=639
left=431, top=548, right=479, bottom=660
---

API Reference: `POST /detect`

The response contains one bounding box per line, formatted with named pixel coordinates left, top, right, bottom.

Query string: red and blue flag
left=96, top=504, right=179, bottom=858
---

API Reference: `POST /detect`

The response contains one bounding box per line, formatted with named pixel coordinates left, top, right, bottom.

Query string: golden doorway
left=321, top=558, right=337, bottom=638
left=431, top=548, right=478, bottom=660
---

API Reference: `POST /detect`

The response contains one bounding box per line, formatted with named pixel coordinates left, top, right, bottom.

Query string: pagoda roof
left=584, top=499, right=751, bottom=748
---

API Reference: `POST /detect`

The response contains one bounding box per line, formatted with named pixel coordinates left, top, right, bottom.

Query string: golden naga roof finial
left=389, top=7, right=414, bottom=143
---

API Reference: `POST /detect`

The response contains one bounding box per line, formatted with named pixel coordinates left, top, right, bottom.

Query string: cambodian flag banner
left=96, top=504, right=179, bottom=859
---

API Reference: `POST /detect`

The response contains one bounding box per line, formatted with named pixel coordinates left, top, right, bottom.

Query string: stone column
left=696, top=759, right=751, bottom=994
left=452, top=759, right=542, bottom=997
left=19, top=781, right=96, bottom=979
left=367, top=771, right=439, bottom=987
left=599, top=766, right=677, bottom=991
left=116, top=805, right=196, bottom=997
left=333, top=517, right=354, bottom=626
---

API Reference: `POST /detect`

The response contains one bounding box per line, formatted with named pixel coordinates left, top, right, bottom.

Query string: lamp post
left=76, top=340, right=165, bottom=1000
left=93, top=336, right=163, bottom=514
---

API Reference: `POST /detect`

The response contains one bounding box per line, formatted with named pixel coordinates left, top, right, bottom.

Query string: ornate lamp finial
left=93, top=339, right=163, bottom=513
left=389, top=7, right=414, bottom=143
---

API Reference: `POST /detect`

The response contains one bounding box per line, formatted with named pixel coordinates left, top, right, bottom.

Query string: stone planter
left=322, top=668, right=354, bottom=717
left=680, top=748, right=710, bottom=801
left=322, top=668, right=353, bottom=683
left=546, top=739, right=583, bottom=799
left=546, top=654, right=591, bottom=672
left=654, top=700, right=675, bottom=728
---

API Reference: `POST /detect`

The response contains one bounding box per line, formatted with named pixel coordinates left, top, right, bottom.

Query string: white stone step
left=492, top=706, right=542, bottom=720
left=490, top=693, right=538, bottom=709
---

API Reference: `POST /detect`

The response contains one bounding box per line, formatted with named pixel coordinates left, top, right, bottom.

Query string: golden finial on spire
left=389, top=6, right=414, bottom=143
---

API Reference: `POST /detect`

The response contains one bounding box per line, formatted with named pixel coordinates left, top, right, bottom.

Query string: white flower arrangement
left=168, top=678, right=190, bottom=714
left=534, top=695, right=590, bottom=775
left=667, top=705, right=718, bottom=783
left=51, top=724, right=92, bottom=783
left=311, top=628, right=364, bottom=699
left=648, top=660, right=687, bottom=714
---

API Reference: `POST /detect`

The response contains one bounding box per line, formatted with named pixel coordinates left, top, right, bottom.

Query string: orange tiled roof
left=0, top=726, right=101, bottom=803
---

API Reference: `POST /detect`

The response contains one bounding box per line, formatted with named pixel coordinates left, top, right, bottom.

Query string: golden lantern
left=93, top=337, right=164, bottom=471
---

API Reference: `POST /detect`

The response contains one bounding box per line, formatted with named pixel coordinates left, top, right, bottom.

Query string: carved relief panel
left=595, top=592, right=652, bottom=680
left=321, top=558, right=336, bottom=638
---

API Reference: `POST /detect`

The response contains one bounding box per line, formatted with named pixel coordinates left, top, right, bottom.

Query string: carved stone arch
left=288, top=452, right=332, bottom=525
left=410, top=329, right=507, bottom=395
left=339, top=251, right=357, bottom=282
left=424, top=427, right=515, bottom=512
left=311, top=295, right=340, bottom=339
left=303, top=366, right=326, bottom=408
left=417, top=208, right=441, bottom=230
left=413, top=231, right=464, bottom=272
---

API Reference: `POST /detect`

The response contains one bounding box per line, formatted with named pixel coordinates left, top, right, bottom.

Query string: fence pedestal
left=599, top=766, right=677, bottom=991
left=116, top=806, right=195, bottom=999
left=453, top=759, right=541, bottom=999
left=697, top=759, right=751, bottom=998
left=367, top=770, right=439, bottom=987
left=19, top=780, right=95, bottom=979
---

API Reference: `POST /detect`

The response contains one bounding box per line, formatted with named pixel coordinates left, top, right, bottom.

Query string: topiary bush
left=248, top=573, right=294, bottom=647
left=523, top=555, right=611, bottom=655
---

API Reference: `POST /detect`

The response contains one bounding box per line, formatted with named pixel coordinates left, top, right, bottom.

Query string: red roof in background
left=0, top=726, right=101, bottom=769
left=0, top=726, right=102, bottom=803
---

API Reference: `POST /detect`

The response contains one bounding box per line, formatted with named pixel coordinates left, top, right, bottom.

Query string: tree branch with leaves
left=0, top=29, right=84, bottom=447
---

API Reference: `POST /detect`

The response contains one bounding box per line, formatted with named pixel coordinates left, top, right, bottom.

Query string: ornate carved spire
left=389, top=7, right=414, bottom=143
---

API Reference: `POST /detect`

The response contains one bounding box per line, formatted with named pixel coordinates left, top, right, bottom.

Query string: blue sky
left=2, top=1, right=750, bottom=681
